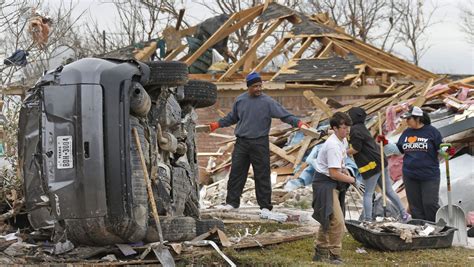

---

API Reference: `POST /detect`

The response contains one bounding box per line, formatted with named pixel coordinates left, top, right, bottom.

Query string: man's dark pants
left=403, top=177, right=440, bottom=222
left=226, top=136, right=273, bottom=210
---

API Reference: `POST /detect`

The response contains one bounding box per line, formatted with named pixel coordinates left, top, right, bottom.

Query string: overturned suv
left=18, top=58, right=220, bottom=245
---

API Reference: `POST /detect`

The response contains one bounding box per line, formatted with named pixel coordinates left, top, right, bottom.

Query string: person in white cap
left=377, top=106, right=448, bottom=222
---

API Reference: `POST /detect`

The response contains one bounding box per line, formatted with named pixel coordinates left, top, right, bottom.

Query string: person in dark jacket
left=378, top=106, right=444, bottom=222
left=312, top=112, right=355, bottom=265
left=347, top=107, right=408, bottom=222
left=209, top=72, right=308, bottom=218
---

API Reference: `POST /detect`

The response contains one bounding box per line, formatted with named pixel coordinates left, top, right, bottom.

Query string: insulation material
left=387, top=155, right=403, bottom=182
left=385, top=105, right=397, bottom=132
left=456, top=87, right=470, bottom=101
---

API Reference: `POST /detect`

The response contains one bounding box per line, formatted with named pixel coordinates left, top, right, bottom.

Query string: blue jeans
left=362, top=168, right=406, bottom=221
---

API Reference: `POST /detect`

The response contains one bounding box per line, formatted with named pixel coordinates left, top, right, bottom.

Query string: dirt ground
left=181, top=222, right=474, bottom=266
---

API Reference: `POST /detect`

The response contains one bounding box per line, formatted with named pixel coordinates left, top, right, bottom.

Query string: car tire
left=145, top=216, right=196, bottom=242
left=147, top=61, right=188, bottom=86
left=196, top=218, right=225, bottom=236
left=181, top=80, right=217, bottom=108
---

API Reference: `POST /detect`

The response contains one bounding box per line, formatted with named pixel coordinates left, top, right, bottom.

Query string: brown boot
left=312, top=247, right=329, bottom=262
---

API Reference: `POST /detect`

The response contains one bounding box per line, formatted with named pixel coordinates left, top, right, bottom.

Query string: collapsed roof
left=126, top=2, right=438, bottom=90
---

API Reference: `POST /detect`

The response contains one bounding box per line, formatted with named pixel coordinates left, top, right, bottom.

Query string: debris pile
left=200, top=76, right=474, bottom=214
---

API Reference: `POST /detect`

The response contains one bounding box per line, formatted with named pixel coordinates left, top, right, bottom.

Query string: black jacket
left=348, top=107, right=387, bottom=179
left=312, top=171, right=347, bottom=231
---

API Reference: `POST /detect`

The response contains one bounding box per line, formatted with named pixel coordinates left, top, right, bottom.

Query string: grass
left=181, top=222, right=474, bottom=266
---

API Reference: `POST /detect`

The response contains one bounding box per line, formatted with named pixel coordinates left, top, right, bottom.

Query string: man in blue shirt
left=209, top=72, right=307, bottom=217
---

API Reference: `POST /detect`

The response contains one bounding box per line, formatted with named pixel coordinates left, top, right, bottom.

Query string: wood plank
left=289, top=162, right=308, bottom=180
left=303, top=90, right=333, bottom=117
left=134, top=41, right=157, bottom=61
left=294, top=112, right=322, bottom=168
left=269, top=142, right=296, bottom=163
left=412, top=78, right=434, bottom=107
left=164, top=43, right=187, bottom=61
left=366, top=87, right=410, bottom=115
left=197, top=152, right=224, bottom=157
left=315, top=41, right=333, bottom=58
left=196, top=124, right=210, bottom=133
left=184, top=5, right=263, bottom=66
left=253, top=37, right=290, bottom=73
left=292, top=37, right=315, bottom=59
left=243, top=23, right=263, bottom=72
left=299, top=126, right=321, bottom=139
left=232, top=226, right=317, bottom=249
left=218, top=18, right=284, bottom=81
left=209, top=133, right=235, bottom=139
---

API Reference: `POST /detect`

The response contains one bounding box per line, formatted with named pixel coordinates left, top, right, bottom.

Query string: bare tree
left=82, top=0, right=187, bottom=55
left=0, top=0, right=86, bottom=85
left=394, top=0, right=438, bottom=66
left=459, top=0, right=474, bottom=45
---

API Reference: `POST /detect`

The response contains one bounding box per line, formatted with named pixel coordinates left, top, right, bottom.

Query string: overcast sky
left=68, top=0, right=474, bottom=75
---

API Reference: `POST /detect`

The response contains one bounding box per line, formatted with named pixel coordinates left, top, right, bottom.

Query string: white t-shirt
left=315, top=133, right=348, bottom=177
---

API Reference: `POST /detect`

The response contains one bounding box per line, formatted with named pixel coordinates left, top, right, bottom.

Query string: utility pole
left=102, top=30, right=106, bottom=54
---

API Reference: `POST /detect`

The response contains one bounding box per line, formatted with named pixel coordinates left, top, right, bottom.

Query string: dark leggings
left=403, top=177, right=440, bottom=222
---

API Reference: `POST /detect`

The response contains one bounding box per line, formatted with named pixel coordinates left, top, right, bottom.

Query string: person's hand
left=376, top=134, right=388, bottom=145
left=297, top=120, right=310, bottom=129
left=209, top=122, right=220, bottom=132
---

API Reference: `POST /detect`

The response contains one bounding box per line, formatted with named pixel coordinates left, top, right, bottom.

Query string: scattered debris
left=116, top=243, right=137, bottom=256
left=184, top=240, right=236, bottom=267
left=101, top=254, right=118, bottom=262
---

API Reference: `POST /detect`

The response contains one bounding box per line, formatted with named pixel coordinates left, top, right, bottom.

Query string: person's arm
left=217, top=101, right=239, bottom=128
left=326, top=147, right=355, bottom=183
left=268, top=98, right=300, bottom=127
left=347, top=147, right=359, bottom=155
left=329, top=168, right=356, bottom=183
left=396, top=134, right=405, bottom=154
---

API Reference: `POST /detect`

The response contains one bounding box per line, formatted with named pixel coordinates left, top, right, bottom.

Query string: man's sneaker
left=401, top=212, right=412, bottom=223
left=216, top=204, right=236, bottom=210
left=312, top=247, right=329, bottom=262
left=260, top=208, right=272, bottom=219
left=327, top=253, right=343, bottom=265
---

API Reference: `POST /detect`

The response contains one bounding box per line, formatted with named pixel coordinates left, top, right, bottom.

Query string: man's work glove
left=376, top=134, right=388, bottom=145
left=209, top=122, right=220, bottom=132
left=297, top=120, right=310, bottom=129
left=447, top=147, right=456, bottom=156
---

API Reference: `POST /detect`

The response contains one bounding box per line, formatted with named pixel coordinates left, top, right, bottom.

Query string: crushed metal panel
left=273, top=54, right=363, bottom=82
left=257, top=2, right=295, bottom=22
left=436, top=117, right=474, bottom=138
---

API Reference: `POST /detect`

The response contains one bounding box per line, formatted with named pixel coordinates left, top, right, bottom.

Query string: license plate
left=57, top=136, right=73, bottom=169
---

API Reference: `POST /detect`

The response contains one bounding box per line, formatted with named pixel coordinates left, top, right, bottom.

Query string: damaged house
left=0, top=1, right=472, bottom=265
